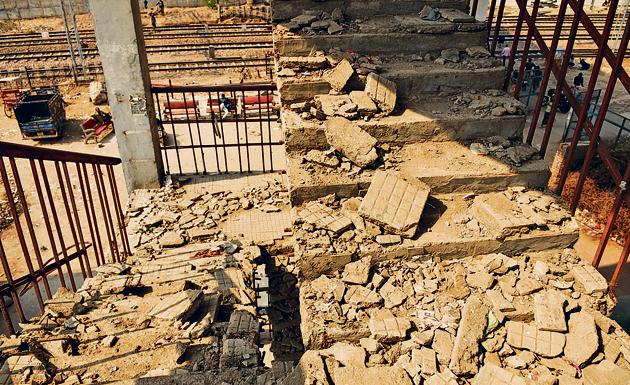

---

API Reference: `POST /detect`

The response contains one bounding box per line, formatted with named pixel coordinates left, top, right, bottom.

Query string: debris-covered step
left=293, top=250, right=630, bottom=385
left=277, top=53, right=504, bottom=104
left=274, top=13, right=486, bottom=56
left=283, top=91, right=526, bottom=153
left=293, top=186, right=580, bottom=279
left=272, top=0, right=470, bottom=21
left=286, top=139, right=550, bottom=204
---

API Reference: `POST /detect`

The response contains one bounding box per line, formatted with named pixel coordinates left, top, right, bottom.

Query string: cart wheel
left=3, top=106, right=13, bottom=118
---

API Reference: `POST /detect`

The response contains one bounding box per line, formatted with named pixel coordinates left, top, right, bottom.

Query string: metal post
left=487, top=0, right=497, bottom=52
left=490, top=0, right=506, bottom=56
left=70, top=0, right=86, bottom=77
left=503, top=0, right=527, bottom=92
left=513, top=0, right=541, bottom=100
left=554, top=0, right=620, bottom=196
left=525, top=0, right=570, bottom=144
left=538, top=0, right=586, bottom=156
left=569, top=15, right=630, bottom=213
left=60, top=0, right=79, bottom=84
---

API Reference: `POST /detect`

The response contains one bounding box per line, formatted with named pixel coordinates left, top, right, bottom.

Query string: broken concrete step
left=273, top=0, right=470, bottom=21
left=278, top=59, right=504, bottom=104
left=274, top=15, right=486, bottom=56
left=296, top=192, right=579, bottom=280
left=284, top=97, right=525, bottom=154
left=286, top=141, right=549, bottom=204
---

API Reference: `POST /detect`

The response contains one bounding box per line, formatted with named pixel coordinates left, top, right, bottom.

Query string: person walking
left=157, top=0, right=165, bottom=15
left=144, top=0, right=149, bottom=9
left=150, top=12, right=157, bottom=29
left=501, top=44, right=511, bottom=66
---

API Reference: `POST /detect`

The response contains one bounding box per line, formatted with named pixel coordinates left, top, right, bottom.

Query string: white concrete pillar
left=89, top=0, right=164, bottom=191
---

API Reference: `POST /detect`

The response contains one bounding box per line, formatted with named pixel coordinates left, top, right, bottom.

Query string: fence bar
left=8, top=158, right=52, bottom=299
left=490, top=0, right=506, bottom=56
left=76, top=162, right=102, bottom=270
left=0, top=158, right=45, bottom=313
left=513, top=0, right=540, bottom=99
left=504, top=0, right=527, bottom=91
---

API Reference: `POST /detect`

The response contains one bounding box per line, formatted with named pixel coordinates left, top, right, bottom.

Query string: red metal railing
left=0, top=141, right=130, bottom=334
left=490, top=1, right=630, bottom=294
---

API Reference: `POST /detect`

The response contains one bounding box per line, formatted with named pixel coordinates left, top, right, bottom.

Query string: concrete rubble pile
left=290, top=250, right=630, bottom=385
left=125, top=179, right=290, bottom=250
left=282, top=9, right=346, bottom=35
left=0, top=242, right=267, bottom=384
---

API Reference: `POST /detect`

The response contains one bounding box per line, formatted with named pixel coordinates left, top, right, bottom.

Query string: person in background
left=525, top=58, right=535, bottom=71
left=501, top=44, right=511, bottom=66
left=144, top=0, right=149, bottom=9
left=568, top=55, right=576, bottom=68
left=541, top=89, right=555, bottom=126
left=574, top=72, right=585, bottom=88
left=92, top=107, right=112, bottom=125
left=579, top=58, right=591, bottom=70
left=150, top=12, right=157, bottom=29
left=157, top=0, right=165, bottom=15
left=219, top=94, right=234, bottom=119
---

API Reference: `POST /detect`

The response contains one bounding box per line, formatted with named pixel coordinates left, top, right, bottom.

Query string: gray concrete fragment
left=449, top=296, right=489, bottom=376
left=324, top=117, right=379, bottom=167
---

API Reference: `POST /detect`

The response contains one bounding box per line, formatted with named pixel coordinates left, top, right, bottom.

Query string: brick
left=324, top=59, right=354, bottom=92
left=471, top=363, right=527, bottom=385
left=365, top=72, right=397, bottom=114
left=359, top=171, right=430, bottom=237
left=534, top=291, right=567, bottom=332
left=368, top=316, right=412, bottom=342
left=571, top=265, right=608, bottom=295
left=299, top=201, right=353, bottom=234
left=506, top=321, right=566, bottom=357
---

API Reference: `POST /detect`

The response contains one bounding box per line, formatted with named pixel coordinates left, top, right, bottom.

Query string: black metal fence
left=151, top=83, right=284, bottom=176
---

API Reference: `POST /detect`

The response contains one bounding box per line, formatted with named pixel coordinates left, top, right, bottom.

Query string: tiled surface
left=359, top=171, right=430, bottom=234
left=299, top=201, right=353, bottom=234
left=506, top=321, right=565, bottom=357
left=222, top=209, right=292, bottom=243
left=472, top=363, right=526, bottom=385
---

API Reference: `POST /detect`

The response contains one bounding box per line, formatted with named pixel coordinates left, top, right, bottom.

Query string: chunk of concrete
left=332, top=366, right=413, bottom=385
left=349, top=91, right=378, bottom=115
left=359, top=171, right=430, bottom=237
left=449, top=295, right=489, bottom=376
left=506, top=321, right=566, bottom=357
left=325, top=59, right=355, bottom=92
left=344, top=285, right=382, bottom=308
left=470, top=192, right=540, bottom=237
left=160, top=231, right=186, bottom=247
left=148, top=290, right=202, bottom=322
left=89, top=81, right=108, bottom=105
left=279, top=56, right=328, bottom=69
left=324, top=117, right=379, bottom=167
left=432, top=329, right=454, bottom=365
left=323, top=342, right=366, bottom=367
left=534, top=291, right=567, bottom=332
left=564, top=312, right=599, bottom=367
left=379, top=280, right=408, bottom=309
left=472, top=363, right=527, bottom=385
left=582, top=360, right=630, bottom=385
left=365, top=72, right=397, bottom=115
left=369, top=316, right=412, bottom=342
left=341, top=257, right=371, bottom=285
left=571, top=265, right=608, bottom=295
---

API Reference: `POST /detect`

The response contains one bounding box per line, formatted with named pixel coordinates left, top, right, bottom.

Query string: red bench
left=207, top=94, right=275, bottom=117
left=163, top=99, right=199, bottom=118
left=81, top=117, right=114, bottom=144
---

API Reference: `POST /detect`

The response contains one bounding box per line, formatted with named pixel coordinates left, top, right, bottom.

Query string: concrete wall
left=0, top=0, right=209, bottom=20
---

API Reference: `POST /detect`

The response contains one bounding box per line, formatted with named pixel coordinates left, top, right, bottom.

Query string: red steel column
left=569, top=15, right=630, bottom=213
left=503, top=0, right=528, bottom=91
left=554, top=0, right=619, bottom=196
left=514, top=0, right=541, bottom=99
left=490, top=0, right=507, bottom=56
left=525, top=0, right=570, bottom=144
left=537, top=0, right=586, bottom=156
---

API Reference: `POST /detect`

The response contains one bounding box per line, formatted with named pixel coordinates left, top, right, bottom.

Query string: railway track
left=0, top=57, right=274, bottom=81
left=0, top=41, right=272, bottom=62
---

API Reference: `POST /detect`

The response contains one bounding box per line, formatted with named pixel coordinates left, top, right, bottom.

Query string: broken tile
left=506, top=321, right=566, bottom=357
left=571, top=265, right=608, bottom=295
left=365, top=72, right=397, bottom=114
left=299, top=201, right=353, bottom=234
left=324, top=117, right=379, bottom=167
left=534, top=291, right=567, bottom=332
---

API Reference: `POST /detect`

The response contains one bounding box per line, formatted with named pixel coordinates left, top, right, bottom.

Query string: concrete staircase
left=273, top=0, right=578, bottom=279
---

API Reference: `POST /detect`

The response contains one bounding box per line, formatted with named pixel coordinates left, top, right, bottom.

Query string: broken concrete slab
left=470, top=192, right=541, bottom=237
left=344, top=285, right=383, bottom=308
left=299, top=201, right=353, bottom=233
left=148, top=290, right=202, bottom=322
left=341, top=257, right=371, bottom=285
left=324, top=117, right=379, bottom=167
left=332, top=365, right=413, bottom=385
left=472, top=363, right=527, bottom=385
left=506, top=321, right=566, bottom=357
left=571, top=265, right=608, bottom=295
left=279, top=56, right=329, bottom=69
left=369, top=316, right=412, bottom=342
left=365, top=72, right=397, bottom=115
left=582, top=359, right=630, bottom=385
left=564, top=312, right=599, bottom=367
left=534, top=291, right=567, bottom=332
left=325, top=59, right=355, bottom=92
left=349, top=91, right=378, bottom=115
left=449, top=295, right=489, bottom=376
left=359, top=171, right=430, bottom=237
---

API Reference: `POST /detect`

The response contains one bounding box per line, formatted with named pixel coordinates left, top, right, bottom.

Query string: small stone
left=102, top=335, right=118, bottom=347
